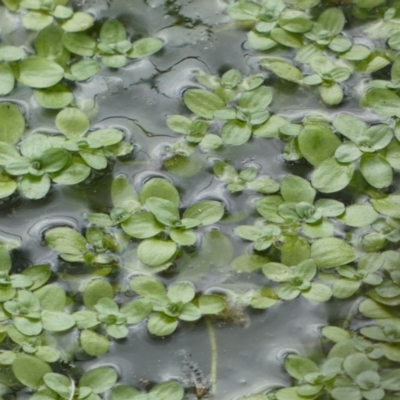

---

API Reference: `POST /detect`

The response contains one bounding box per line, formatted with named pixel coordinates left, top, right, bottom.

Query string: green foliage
left=129, top=276, right=226, bottom=336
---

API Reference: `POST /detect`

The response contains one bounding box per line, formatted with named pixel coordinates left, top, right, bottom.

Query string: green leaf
left=183, top=201, right=224, bottom=225
left=322, top=326, right=351, bottom=342
left=231, top=254, right=269, bottom=273
left=0, top=172, right=17, bottom=199
left=137, top=239, right=177, bottom=266
left=303, top=282, right=332, bottom=302
left=15, top=56, right=64, bottom=89
left=43, top=373, right=71, bottom=399
left=83, top=279, right=114, bottom=309
left=311, top=238, right=355, bottom=268
left=23, top=11, right=53, bottom=31
left=261, top=59, right=302, bottom=83
left=51, top=156, right=91, bottom=185
left=371, top=195, right=400, bottom=219
left=337, top=205, right=378, bottom=227
left=149, top=381, right=184, bottom=400
left=34, top=84, right=73, bottom=109
left=198, top=294, right=225, bottom=314
left=359, top=299, right=395, bottom=319
left=128, top=38, right=163, bottom=58
left=35, top=284, right=66, bottom=311
left=12, top=355, right=51, bottom=389
left=167, top=282, right=195, bottom=304
left=148, top=312, right=178, bottom=336
left=361, top=88, right=400, bottom=118
left=0, top=64, right=15, bottom=96
left=145, top=197, right=180, bottom=226
left=0, top=102, right=25, bottom=144
left=298, top=125, right=341, bottom=166
left=80, top=330, right=110, bottom=356
left=45, top=227, right=87, bottom=255
left=270, top=28, right=303, bottom=48
left=281, top=236, right=310, bottom=266
left=56, top=108, right=90, bottom=138
left=311, top=158, right=353, bottom=193
left=62, top=32, right=96, bottom=56
left=140, top=178, right=180, bottom=206
left=319, top=84, right=343, bottom=105
left=280, top=175, right=315, bottom=203
left=111, top=385, right=141, bottom=400
left=285, top=355, right=319, bottom=380
left=170, top=228, right=197, bottom=246
left=228, top=1, right=260, bottom=20
left=120, top=298, right=153, bottom=324
left=221, top=120, right=252, bottom=146
left=80, top=367, right=118, bottom=394
left=41, top=311, right=75, bottom=331
left=318, top=8, right=345, bottom=35
left=183, top=89, right=225, bottom=119
left=70, top=59, right=101, bottom=81
left=239, top=86, right=273, bottom=110
left=360, top=154, right=393, bottom=189
left=121, top=212, right=164, bottom=239
left=61, top=12, right=94, bottom=33
left=100, top=19, right=126, bottom=43
left=19, top=174, right=51, bottom=200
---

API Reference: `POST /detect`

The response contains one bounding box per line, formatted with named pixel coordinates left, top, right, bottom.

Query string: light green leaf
left=15, top=56, right=64, bottom=89
left=0, top=103, right=25, bottom=144
left=298, top=125, right=341, bottom=166
left=360, top=154, right=393, bottom=189
left=231, top=254, right=269, bottom=273
left=34, top=84, right=73, bottom=109
left=61, top=12, right=94, bottom=33
left=121, top=212, right=164, bottom=239
left=140, top=178, right=180, bottom=206
left=183, top=201, right=224, bottom=226
left=80, top=367, right=118, bottom=394
left=183, top=89, right=225, bottom=119
left=270, top=28, right=302, bottom=48
left=261, top=59, right=302, bottom=83
left=338, top=205, right=378, bottom=227
left=311, top=238, right=356, bottom=268
left=371, top=195, right=400, bottom=219
left=311, top=158, right=353, bottom=193
left=19, top=174, right=51, bottom=200
left=0, top=172, right=17, bottom=199
left=148, top=312, right=178, bottom=336
left=35, top=284, right=66, bottom=311
left=56, top=108, right=90, bottom=138
left=83, top=279, right=114, bottom=309
left=145, top=197, right=180, bottom=226
left=148, top=382, right=184, bottom=400
left=62, top=32, right=96, bottom=56
left=45, top=227, right=87, bottom=255
left=111, top=385, right=141, bottom=400
left=285, top=355, right=319, bottom=380
left=41, top=311, right=75, bottom=331
left=12, top=355, right=51, bottom=389
left=23, top=11, right=53, bottom=31
left=70, top=59, right=101, bottom=81
left=128, top=38, right=163, bottom=58
left=198, top=294, right=225, bottom=314
left=318, top=8, right=345, bottom=35
left=51, top=156, right=91, bottom=185
left=221, top=120, right=252, bottom=146
left=120, top=298, right=153, bottom=324
left=0, top=64, right=15, bottom=96
left=137, top=239, right=177, bottom=266
left=280, top=175, right=315, bottom=203
left=81, top=330, right=110, bottom=356
left=320, top=84, right=343, bottom=105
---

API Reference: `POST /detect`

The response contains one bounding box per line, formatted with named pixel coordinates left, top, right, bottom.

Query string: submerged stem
left=342, top=299, right=360, bottom=329
left=206, top=317, right=218, bottom=397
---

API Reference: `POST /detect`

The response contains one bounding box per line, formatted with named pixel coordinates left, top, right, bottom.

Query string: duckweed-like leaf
left=148, top=312, right=178, bottom=336
left=12, top=354, right=52, bottom=389
left=81, top=330, right=110, bottom=356
left=137, top=239, right=177, bottom=266
left=34, top=84, right=73, bottom=109
left=15, top=57, right=64, bottom=88
left=45, top=227, right=87, bottom=255
left=183, top=201, right=224, bottom=225
left=311, top=238, right=356, bottom=268
left=0, top=103, right=25, bottom=144
left=79, top=367, right=118, bottom=394
left=183, top=89, right=225, bottom=119
left=0, top=64, right=15, bottom=96
left=140, top=178, right=180, bottom=206
left=129, top=38, right=163, bottom=58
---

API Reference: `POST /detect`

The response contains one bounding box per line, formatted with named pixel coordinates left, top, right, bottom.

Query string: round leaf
left=137, top=239, right=177, bottom=266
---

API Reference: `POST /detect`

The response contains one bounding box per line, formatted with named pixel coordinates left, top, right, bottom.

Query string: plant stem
left=206, top=317, right=218, bottom=397
left=342, top=299, right=360, bottom=329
